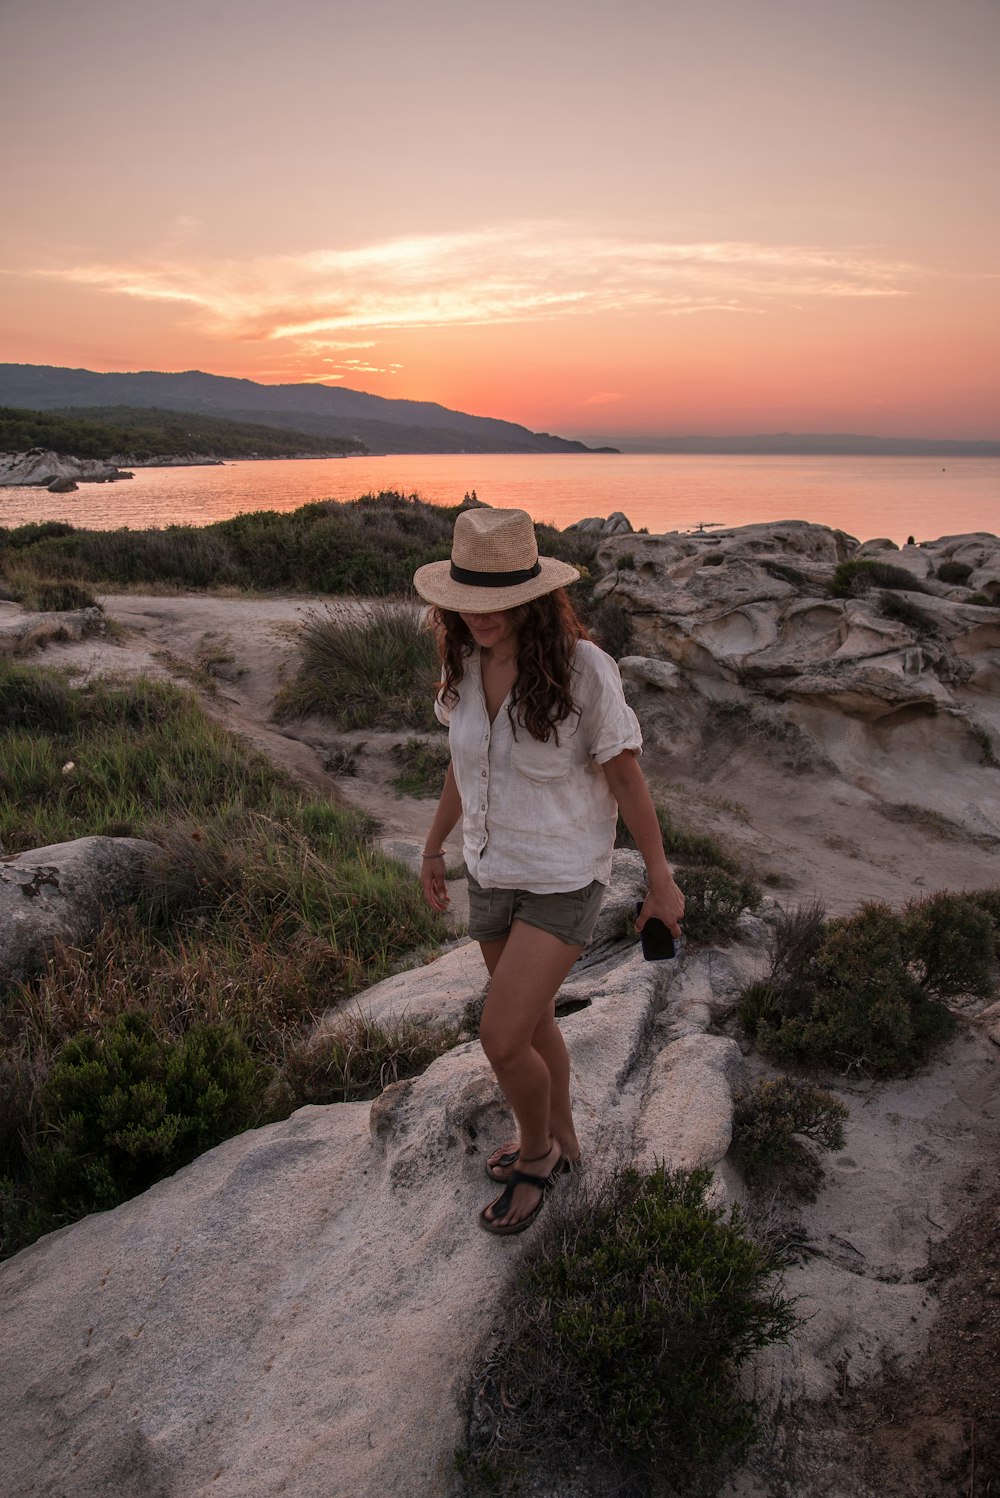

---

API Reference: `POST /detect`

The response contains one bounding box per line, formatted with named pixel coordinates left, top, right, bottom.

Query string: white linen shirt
left=435, top=639, right=642, bottom=893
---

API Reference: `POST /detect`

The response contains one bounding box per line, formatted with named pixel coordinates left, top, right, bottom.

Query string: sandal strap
left=506, top=1166, right=553, bottom=1190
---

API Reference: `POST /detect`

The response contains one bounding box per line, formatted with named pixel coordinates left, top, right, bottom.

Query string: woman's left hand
left=635, top=875, right=685, bottom=939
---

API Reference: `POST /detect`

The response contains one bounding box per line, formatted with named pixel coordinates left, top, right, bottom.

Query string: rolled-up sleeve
left=577, top=643, right=643, bottom=764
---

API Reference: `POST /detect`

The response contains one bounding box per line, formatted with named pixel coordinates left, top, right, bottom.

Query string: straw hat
left=413, top=507, right=580, bottom=612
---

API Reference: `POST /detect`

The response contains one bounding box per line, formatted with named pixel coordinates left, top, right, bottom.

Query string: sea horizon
left=1, top=451, right=997, bottom=548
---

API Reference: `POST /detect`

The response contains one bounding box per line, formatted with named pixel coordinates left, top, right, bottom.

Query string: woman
left=414, top=507, right=684, bottom=1236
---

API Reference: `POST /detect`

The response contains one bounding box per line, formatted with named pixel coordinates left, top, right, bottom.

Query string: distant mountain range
left=604, top=432, right=1000, bottom=457
left=0, top=364, right=613, bottom=457
left=2, top=365, right=995, bottom=458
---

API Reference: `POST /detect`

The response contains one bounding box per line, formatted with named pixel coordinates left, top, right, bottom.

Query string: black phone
left=636, top=900, right=676, bottom=961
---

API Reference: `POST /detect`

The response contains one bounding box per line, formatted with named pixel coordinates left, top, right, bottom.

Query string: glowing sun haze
left=2, top=0, right=998, bottom=444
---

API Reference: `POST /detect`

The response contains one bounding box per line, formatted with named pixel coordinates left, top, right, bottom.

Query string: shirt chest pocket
left=510, top=724, right=578, bottom=784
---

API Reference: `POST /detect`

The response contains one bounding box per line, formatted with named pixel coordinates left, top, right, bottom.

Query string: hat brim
left=412, top=555, right=580, bottom=612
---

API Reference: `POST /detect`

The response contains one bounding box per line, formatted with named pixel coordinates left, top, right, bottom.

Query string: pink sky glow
left=1, top=0, right=998, bottom=444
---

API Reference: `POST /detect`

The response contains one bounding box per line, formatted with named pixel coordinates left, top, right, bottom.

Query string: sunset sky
left=2, top=0, right=998, bottom=445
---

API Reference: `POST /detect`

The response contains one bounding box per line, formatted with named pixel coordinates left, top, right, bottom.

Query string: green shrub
left=461, top=1166, right=798, bottom=1493
left=6, top=520, right=76, bottom=549
left=1, top=569, right=100, bottom=612
left=731, top=1078, right=848, bottom=1198
left=757, top=902, right=956, bottom=1076
left=389, top=736, right=451, bottom=798
left=937, top=560, right=973, bottom=584
left=878, top=592, right=940, bottom=637
left=0, top=657, right=76, bottom=732
left=675, top=864, right=761, bottom=943
left=617, top=805, right=740, bottom=874
left=588, top=597, right=634, bottom=659
left=275, top=601, right=440, bottom=730
left=27, top=1012, right=267, bottom=1232
left=737, top=981, right=783, bottom=1036
left=964, top=886, right=1000, bottom=936
left=829, top=559, right=929, bottom=598
left=903, top=892, right=996, bottom=997
left=762, top=560, right=812, bottom=586
left=7, top=492, right=461, bottom=595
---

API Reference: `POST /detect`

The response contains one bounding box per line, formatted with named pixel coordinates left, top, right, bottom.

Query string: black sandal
left=479, top=1146, right=561, bottom=1236
left=485, top=1145, right=579, bottom=1184
left=485, top=1145, right=520, bottom=1183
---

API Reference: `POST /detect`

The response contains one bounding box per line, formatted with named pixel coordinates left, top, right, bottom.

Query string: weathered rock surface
left=566, top=510, right=634, bottom=536
left=0, top=836, right=163, bottom=993
left=591, top=521, right=1000, bottom=849
left=0, top=853, right=700, bottom=1498
left=592, top=524, right=1000, bottom=725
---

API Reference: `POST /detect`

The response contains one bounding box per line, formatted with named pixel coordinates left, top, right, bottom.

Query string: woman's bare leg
left=479, top=933, right=581, bottom=1170
left=478, top=921, right=583, bottom=1227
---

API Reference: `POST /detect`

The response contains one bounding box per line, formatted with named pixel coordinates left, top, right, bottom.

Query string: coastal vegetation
left=274, top=600, right=441, bottom=730
left=460, top=1165, right=799, bottom=1494
left=0, top=657, right=447, bottom=1256
left=0, top=490, right=599, bottom=602
left=0, top=404, right=364, bottom=460
left=730, top=1077, right=848, bottom=1197
left=738, top=893, right=998, bottom=1075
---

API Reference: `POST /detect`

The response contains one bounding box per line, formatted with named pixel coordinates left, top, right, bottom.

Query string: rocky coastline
left=0, top=447, right=231, bottom=492
left=1, top=516, right=998, bottom=1497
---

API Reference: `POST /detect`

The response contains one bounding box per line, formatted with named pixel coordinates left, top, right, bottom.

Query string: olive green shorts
left=466, top=872, right=606, bottom=948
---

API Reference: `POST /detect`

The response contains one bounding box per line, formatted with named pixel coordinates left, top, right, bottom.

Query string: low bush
left=21, top=1012, right=266, bottom=1240
left=762, top=560, right=812, bottom=586
left=275, top=601, right=440, bottom=730
left=1, top=568, right=100, bottom=612
left=587, top=597, right=634, bottom=659
left=937, top=560, right=973, bottom=584
left=755, top=899, right=961, bottom=1076
left=731, top=1077, right=848, bottom=1198
left=460, top=1166, right=799, bottom=1494
left=964, top=886, right=1000, bottom=936
left=616, top=803, right=740, bottom=874
left=737, top=980, right=783, bottom=1036
left=1, top=492, right=462, bottom=595
left=674, top=864, right=761, bottom=944
left=903, top=891, right=996, bottom=997
left=829, top=559, right=929, bottom=598
left=389, top=736, right=451, bottom=798
left=878, top=592, right=940, bottom=637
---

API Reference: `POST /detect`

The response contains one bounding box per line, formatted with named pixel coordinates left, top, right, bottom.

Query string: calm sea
left=1, top=453, right=997, bottom=545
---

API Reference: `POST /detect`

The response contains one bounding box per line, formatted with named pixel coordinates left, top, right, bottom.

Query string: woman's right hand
left=420, top=852, right=451, bottom=912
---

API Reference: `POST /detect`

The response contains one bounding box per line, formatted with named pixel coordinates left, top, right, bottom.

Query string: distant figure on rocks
left=414, top=508, right=684, bottom=1236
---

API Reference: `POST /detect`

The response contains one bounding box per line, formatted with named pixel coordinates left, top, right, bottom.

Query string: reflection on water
left=1, top=453, right=997, bottom=544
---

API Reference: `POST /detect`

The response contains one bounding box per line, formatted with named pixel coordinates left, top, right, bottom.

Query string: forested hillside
left=0, top=405, right=365, bottom=460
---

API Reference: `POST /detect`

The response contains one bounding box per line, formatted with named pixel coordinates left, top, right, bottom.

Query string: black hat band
left=449, top=561, right=542, bottom=588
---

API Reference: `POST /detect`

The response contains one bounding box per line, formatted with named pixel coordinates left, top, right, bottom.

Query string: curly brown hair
left=435, top=589, right=591, bottom=742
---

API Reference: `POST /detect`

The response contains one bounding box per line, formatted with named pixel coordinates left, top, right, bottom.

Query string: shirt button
left=481, top=770, right=487, bottom=778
